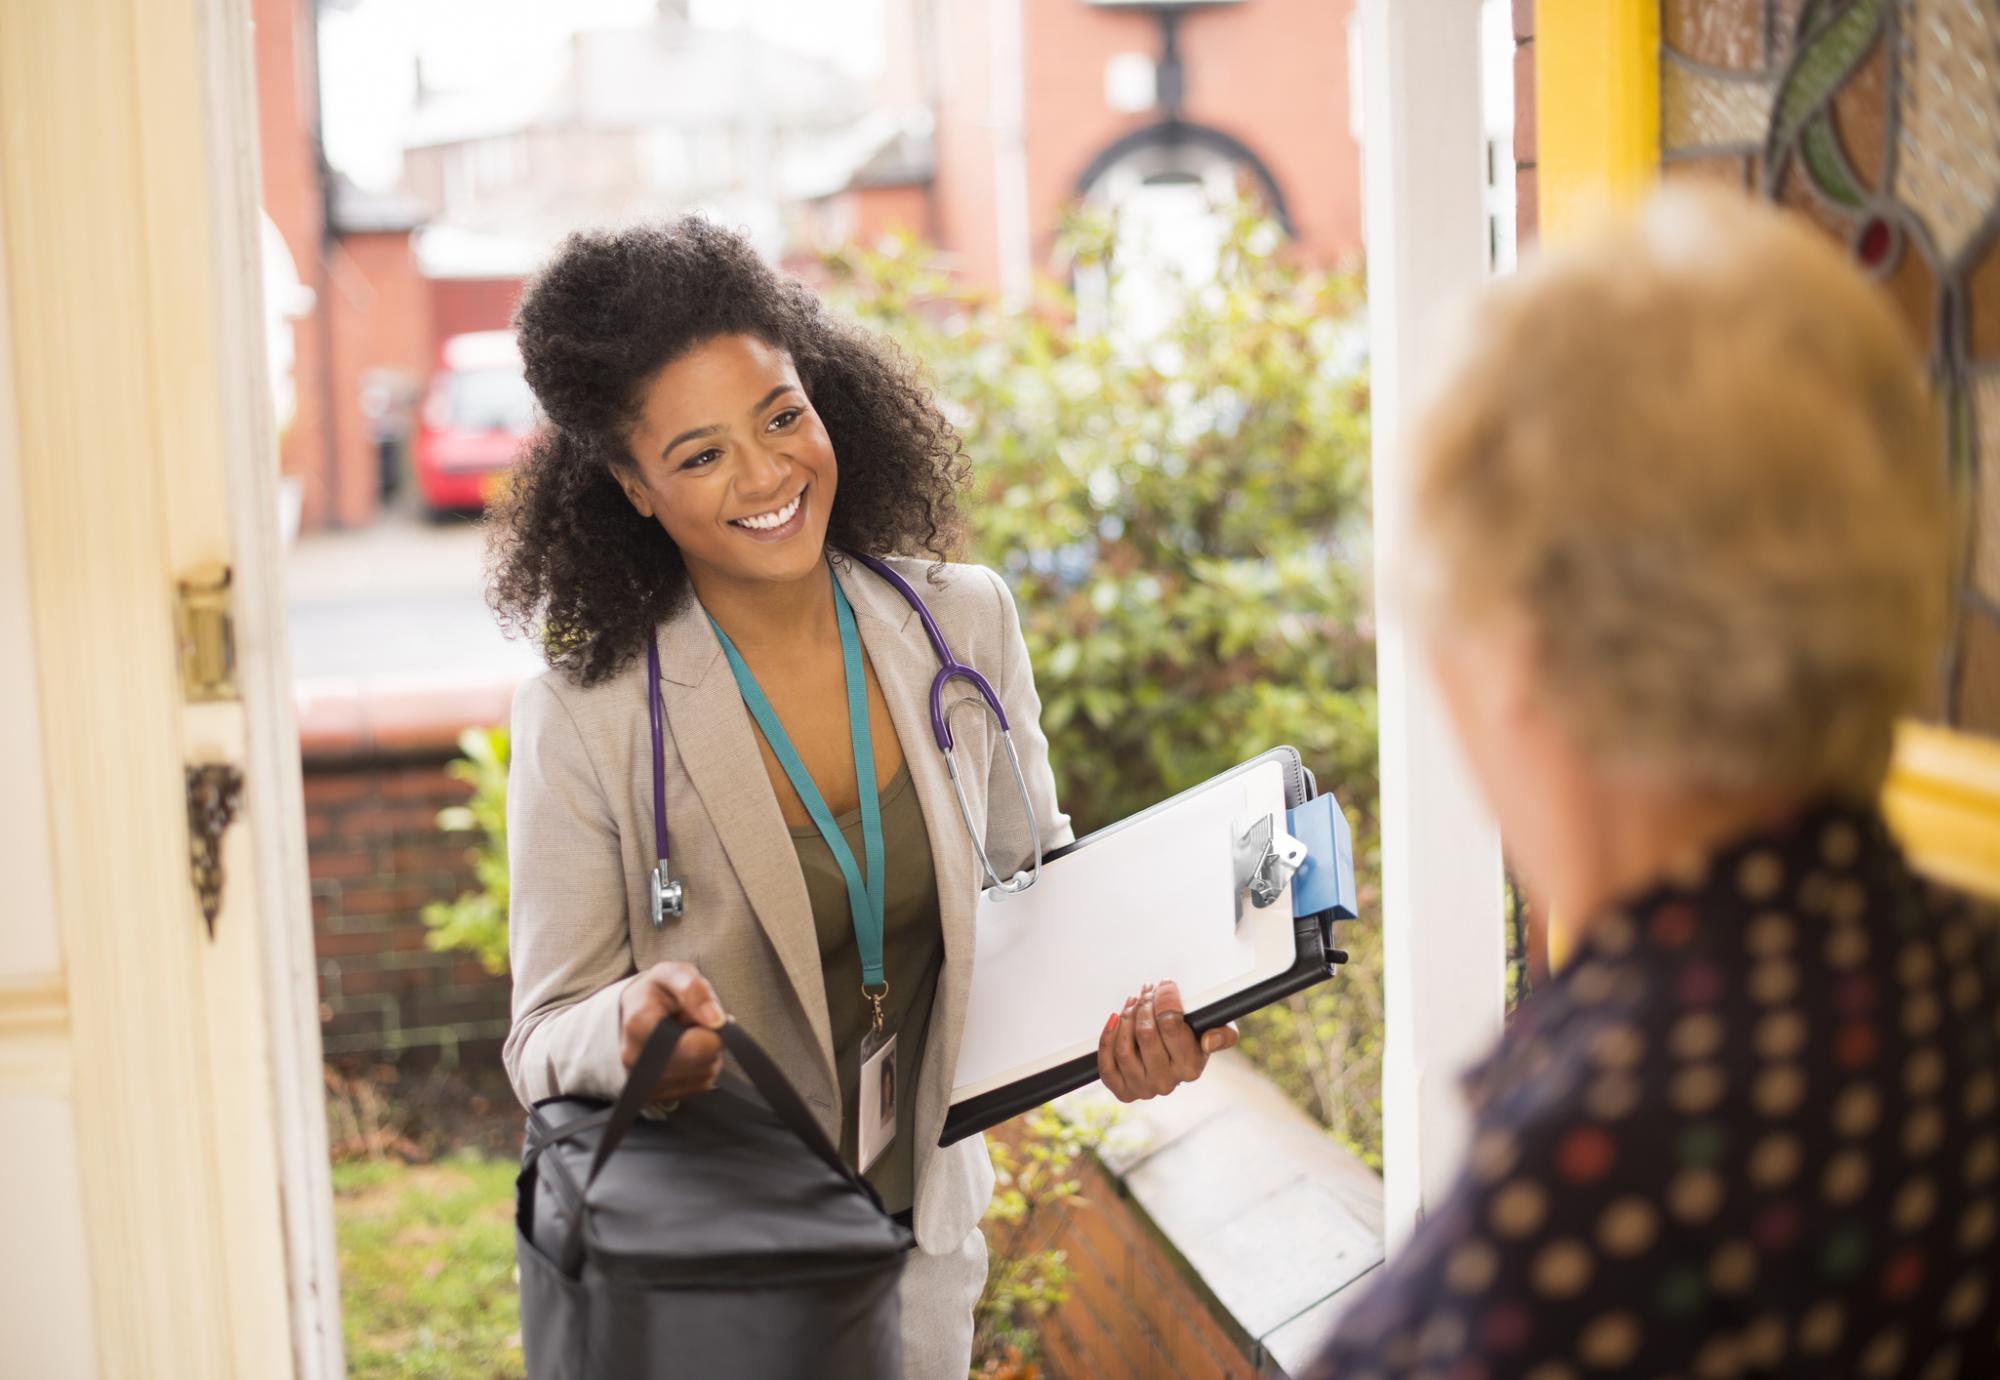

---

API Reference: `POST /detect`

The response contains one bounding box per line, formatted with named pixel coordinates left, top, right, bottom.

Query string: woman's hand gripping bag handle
left=585, top=1014, right=885, bottom=1218
left=518, top=1013, right=913, bottom=1380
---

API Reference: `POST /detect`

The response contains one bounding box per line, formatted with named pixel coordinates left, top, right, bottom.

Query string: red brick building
left=254, top=0, right=443, bottom=531
left=260, top=0, right=1369, bottom=530
left=816, top=0, right=1365, bottom=288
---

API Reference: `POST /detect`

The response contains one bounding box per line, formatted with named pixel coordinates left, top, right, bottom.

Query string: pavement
left=286, top=508, right=542, bottom=682
left=286, top=508, right=544, bottom=753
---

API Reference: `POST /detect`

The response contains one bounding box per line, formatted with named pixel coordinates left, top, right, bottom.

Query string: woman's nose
left=736, top=442, right=788, bottom=497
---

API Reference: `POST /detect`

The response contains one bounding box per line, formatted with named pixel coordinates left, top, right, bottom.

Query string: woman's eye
left=768, top=408, right=802, bottom=431
left=682, top=448, right=723, bottom=470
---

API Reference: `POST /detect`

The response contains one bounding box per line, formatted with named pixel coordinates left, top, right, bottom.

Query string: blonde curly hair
left=1406, top=188, right=1949, bottom=800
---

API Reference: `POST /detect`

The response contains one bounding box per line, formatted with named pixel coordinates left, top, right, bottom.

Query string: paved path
left=286, top=510, right=543, bottom=687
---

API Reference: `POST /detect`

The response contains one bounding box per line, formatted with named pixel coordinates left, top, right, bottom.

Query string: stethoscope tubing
left=646, top=636, right=686, bottom=922
left=647, top=553, right=1043, bottom=927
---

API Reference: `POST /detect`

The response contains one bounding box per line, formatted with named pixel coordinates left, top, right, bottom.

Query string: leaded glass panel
left=1662, top=0, right=2000, bottom=733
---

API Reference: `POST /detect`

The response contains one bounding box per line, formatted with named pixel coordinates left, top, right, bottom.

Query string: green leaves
left=826, top=202, right=1376, bottom=838
left=975, top=1102, right=1114, bottom=1368
left=827, top=203, right=1384, bottom=1167
left=421, top=726, right=512, bottom=976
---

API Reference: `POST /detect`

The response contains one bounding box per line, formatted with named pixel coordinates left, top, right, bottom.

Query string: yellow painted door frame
left=1531, top=0, right=2000, bottom=902
left=1536, top=0, right=1661, bottom=241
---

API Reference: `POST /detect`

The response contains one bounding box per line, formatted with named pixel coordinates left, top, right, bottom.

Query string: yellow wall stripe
left=1536, top=0, right=1664, bottom=967
left=1534, top=0, right=1662, bottom=242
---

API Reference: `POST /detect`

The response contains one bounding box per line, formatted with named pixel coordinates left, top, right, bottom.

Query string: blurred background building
left=400, top=4, right=872, bottom=262
left=258, top=0, right=1368, bottom=532
left=810, top=0, right=1366, bottom=289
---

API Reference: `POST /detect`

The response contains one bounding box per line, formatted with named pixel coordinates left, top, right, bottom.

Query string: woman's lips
left=728, top=488, right=807, bottom=543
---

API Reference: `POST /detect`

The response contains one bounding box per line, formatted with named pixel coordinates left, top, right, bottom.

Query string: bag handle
left=545, top=1017, right=884, bottom=1277
left=584, top=1015, right=685, bottom=1188
left=585, top=1016, right=874, bottom=1202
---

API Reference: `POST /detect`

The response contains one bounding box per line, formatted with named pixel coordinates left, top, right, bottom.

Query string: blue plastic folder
left=1287, top=792, right=1357, bottom=921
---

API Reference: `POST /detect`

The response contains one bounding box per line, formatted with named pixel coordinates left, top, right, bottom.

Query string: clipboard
left=941, top=746, right=1357, bottom=1146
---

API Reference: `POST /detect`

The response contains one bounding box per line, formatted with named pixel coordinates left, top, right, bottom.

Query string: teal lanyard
left=708, top=574, right=888, bottom=992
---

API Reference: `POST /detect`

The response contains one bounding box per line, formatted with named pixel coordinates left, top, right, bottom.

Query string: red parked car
left=414, top=331, right=538, bottom=513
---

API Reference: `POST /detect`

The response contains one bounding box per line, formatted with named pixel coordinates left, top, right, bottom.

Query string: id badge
left=857, top=1022, right=898, bottom=1174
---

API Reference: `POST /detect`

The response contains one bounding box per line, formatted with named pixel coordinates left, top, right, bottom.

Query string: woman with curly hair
left=494, top=217, right=1233, bottom=1375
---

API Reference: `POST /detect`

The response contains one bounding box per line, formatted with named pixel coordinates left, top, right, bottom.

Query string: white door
left=0, top=1, right=340, bottom=1375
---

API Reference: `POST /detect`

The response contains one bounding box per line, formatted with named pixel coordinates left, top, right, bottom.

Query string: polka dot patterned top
left=1309, top=803, right=2000, bottom=1379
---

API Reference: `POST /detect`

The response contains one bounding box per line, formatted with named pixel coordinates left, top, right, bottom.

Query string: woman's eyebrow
left=659, top=386, right=801, bottom=460
left=749, top=384, right=799, bottom=414
left=660, top=422, right=722, bottom=461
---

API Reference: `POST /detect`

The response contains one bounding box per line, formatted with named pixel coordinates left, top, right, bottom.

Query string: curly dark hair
left=489, top=216, right=967, bottom=684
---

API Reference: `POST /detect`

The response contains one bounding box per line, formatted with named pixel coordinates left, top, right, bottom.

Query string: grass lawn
left=334, top=1153, right=524, bottom=1379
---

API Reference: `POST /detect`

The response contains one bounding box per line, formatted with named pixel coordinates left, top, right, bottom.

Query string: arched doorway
left=1072, top=120, right=1290, bottom=339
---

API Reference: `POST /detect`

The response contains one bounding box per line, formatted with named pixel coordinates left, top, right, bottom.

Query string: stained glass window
left=1660, top=0, right=2000, bottom=735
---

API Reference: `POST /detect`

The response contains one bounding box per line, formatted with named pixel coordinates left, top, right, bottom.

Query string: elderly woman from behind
left=1313, top=190, right=1999, bottom=1378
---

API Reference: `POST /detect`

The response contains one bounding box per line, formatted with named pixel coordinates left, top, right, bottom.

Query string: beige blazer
left=502, top=556, right=1073, bottom=1254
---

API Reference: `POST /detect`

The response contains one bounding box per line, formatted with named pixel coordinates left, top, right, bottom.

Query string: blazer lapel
left=655, top=601, right=839, bottom=1096
left=837, top=560, right=982, bottom=1173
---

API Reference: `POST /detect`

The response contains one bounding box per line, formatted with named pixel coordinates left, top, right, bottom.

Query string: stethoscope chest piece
left=650, top=861, right=685, bottom=928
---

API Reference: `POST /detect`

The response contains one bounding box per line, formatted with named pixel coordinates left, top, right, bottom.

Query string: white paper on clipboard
left=950, top=758, right=1299, bottom=1103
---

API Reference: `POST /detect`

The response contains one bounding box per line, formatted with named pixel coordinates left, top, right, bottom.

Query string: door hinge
left=175, top=562, right=237, bottom=702
left=186, top=763, right=244, bottom=938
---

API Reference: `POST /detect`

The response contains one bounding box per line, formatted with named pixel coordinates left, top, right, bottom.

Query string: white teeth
left=733, top=493, right=802, bottom=531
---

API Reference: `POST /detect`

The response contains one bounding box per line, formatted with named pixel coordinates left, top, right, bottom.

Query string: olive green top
left=791, top=764, right=943, bottom=1215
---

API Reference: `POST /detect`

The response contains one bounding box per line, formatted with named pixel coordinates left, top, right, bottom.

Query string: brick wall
left=253, top=0, right=337, bottom=531
left=306, top=753, right=512, bottom=1060
left=428, top=277, right=526, bottom=359
left=1019, top=0, right=1364, bottom=269
left=324, top=231, right=426, bottom=528
left=338, top=231, right=436, bottom=382
left=921, top=0, right=1362, bottom=291
left=1040, top=1153, right=1263, bottom=1379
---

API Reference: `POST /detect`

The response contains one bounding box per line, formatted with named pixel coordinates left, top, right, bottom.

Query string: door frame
left=1359, top=0, right=1510, bottom=1252
left=201, top=0, right=348, bottom=1370
left=0, top=0, right=341, bottom=1372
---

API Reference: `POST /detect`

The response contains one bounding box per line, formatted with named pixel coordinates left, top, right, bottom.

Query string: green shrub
left=421, top=726, right=511, bottom=974
left=822, top=205, right=1382, bottom=1164
left=820, top=205, right=1376, bottom=836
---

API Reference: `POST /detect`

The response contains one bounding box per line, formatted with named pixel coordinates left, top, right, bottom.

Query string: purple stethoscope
left=643, top=551, right=1045, bottom=927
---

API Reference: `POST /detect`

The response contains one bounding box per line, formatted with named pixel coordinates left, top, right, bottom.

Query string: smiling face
left=614, top=333, right=837, bottom=595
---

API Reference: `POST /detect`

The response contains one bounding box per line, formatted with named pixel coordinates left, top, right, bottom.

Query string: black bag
left=516, top=1017, right=915, bottom=1378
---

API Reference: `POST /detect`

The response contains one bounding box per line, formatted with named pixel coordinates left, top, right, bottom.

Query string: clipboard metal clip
left=1234, top=812, right=1309, bottom=916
